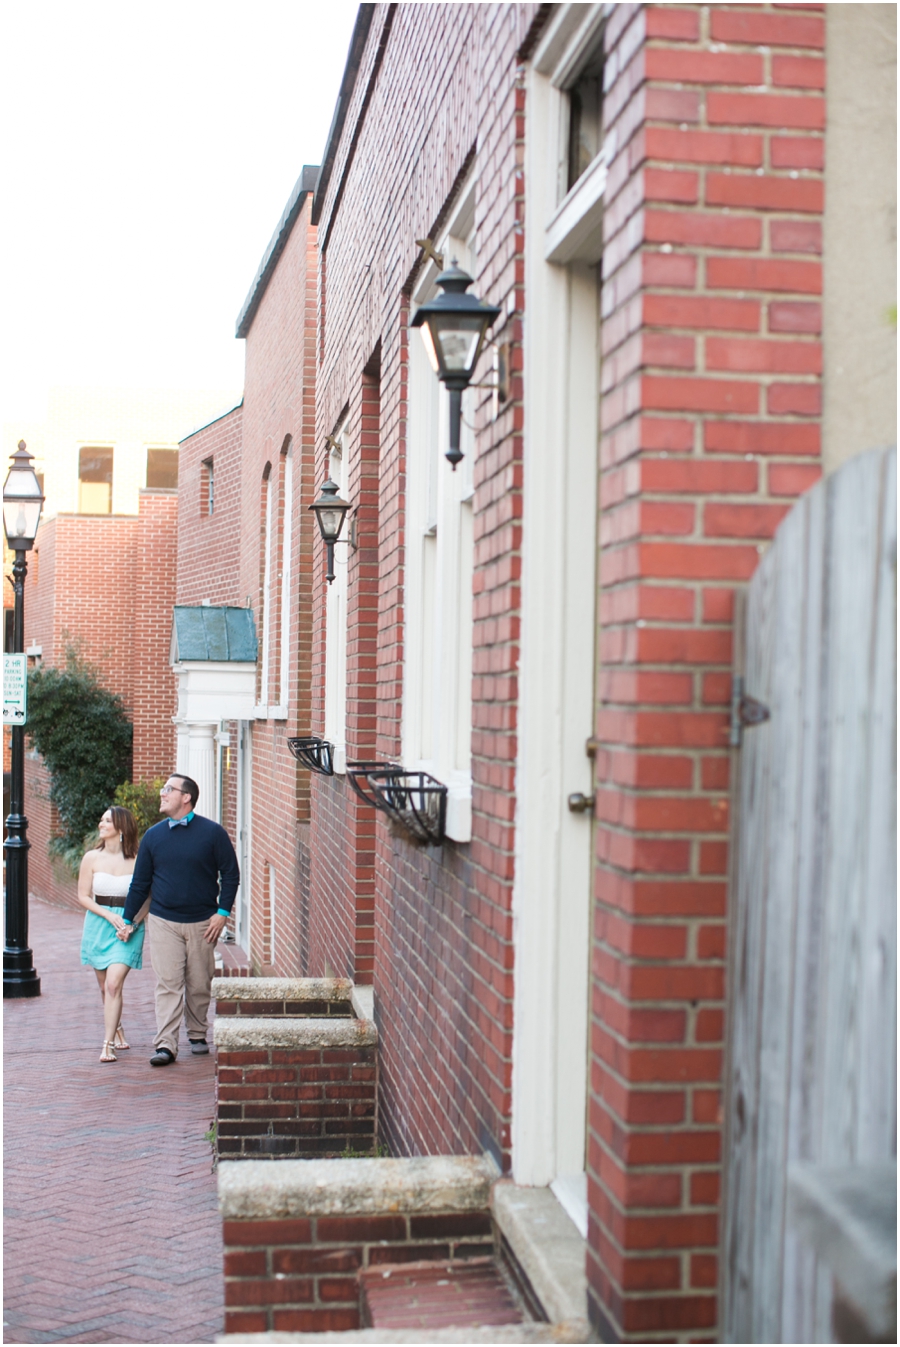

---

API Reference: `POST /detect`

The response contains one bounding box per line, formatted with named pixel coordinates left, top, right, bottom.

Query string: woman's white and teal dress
left=80, top=871, right=144, bottom=970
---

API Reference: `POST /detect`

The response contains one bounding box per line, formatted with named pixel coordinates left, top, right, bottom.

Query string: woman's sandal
left=100, top=1041, right=117, bottom=1063
left=114, top=1024, right=130, bottom=1050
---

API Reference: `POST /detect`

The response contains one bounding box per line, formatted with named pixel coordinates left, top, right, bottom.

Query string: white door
left=234, top=719, right=252, bottom=952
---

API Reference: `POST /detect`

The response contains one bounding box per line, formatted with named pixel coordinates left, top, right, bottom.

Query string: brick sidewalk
left=4, top=897, right=224, bottom=1344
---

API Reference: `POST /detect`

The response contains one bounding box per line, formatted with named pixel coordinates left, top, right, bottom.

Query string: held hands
left=114, top=919, right=134, bottom=941
left=203, top=912, right=228, bottom=945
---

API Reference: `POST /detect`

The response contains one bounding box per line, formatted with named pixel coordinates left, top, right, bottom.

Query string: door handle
left=567, top=792, right=595, bottom=814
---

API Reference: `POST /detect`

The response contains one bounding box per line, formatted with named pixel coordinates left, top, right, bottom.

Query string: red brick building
left=175, top=168, right=319, bottom=971
left=178, top=4, right=895, bottom=1340
left=23, top=490, right=178, bottom=906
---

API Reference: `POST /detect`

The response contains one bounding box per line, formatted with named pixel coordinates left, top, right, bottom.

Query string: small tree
left=27, top=650, right=132, bottom=862
left=114, top=778, right=165, bottom=839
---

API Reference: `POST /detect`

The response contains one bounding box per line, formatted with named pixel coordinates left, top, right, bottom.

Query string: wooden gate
left=722, top=445, right=897, bottom=1343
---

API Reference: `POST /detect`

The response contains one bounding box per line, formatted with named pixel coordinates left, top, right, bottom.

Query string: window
left=259, top=467, right=273, bottom=708
left=267, top=863, right=276, bottom=966
left=566, top=41, right=604, bottom=191
left=324, top=423, right=349, bottom=770
left=146, top=448, right=178, bottom=490
left=78, top=447, right=113, bottom=514
left=403, top=186, right=477, bottom=842
left=277, top=443, right=293, bottom=710
left=201, top=459, right=214, bottom=517
left=543, top=9, right=609, bottom=266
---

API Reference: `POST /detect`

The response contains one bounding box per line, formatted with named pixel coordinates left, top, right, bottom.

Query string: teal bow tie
left=168, top=811, right=195, bottom=829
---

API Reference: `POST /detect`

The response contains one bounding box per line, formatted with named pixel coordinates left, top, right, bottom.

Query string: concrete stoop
left=218, top=1326, right=589, bottom=1342
left=217, top=1156, right=592, bottom=1342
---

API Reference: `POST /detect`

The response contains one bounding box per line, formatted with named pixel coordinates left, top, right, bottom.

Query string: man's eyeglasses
left=160, top=785, right=185, bottom=795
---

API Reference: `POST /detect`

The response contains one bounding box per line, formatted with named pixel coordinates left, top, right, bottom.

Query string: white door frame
left=511, top=60, right=602, bottom=1237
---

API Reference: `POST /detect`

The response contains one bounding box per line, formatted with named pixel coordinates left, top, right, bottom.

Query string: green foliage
left=114, top=778, right=165, bottom=839
left=341, top=1141, right=389, bottom=1159
left=27, top=650, right=132, bottom=855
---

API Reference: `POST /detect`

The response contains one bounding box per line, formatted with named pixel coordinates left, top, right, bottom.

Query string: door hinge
left=730, top=675, right=771, bottom=747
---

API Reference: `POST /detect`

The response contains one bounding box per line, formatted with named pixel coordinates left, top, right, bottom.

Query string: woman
left=77, top=805, right=145, bottom=1062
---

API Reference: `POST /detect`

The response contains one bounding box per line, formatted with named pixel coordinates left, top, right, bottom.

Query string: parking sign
left=3, top=653, right=27, bottom=725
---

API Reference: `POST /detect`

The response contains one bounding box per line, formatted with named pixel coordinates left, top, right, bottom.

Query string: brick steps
left=360, top=1257, right=526, bottom=1332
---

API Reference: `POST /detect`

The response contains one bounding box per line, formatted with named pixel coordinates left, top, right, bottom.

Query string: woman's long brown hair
left=98, top=805, right=139, bottom=860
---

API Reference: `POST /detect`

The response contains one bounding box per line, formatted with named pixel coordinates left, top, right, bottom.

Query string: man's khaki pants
left=148, top=915, right=216, bottom=1057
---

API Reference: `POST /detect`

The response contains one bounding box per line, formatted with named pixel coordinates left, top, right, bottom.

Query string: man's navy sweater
left=123, top=814, right=240, bottom=925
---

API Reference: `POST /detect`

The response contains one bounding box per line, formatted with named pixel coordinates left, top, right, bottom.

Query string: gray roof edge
left=179, top=399, right=244, bottom=445
left=235, top=165, right=320, bottom=339
left=311, top=4, right=377, bottom=227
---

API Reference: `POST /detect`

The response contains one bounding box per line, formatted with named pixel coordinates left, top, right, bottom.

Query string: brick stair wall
left=213, top=977, right=377, bottom=1159
left=219, top=1155, right=497, bottom=1336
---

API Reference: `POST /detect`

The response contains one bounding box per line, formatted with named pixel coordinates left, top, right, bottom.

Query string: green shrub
left=114, top=778, right=165, bottom=839
left=27, top=649, right=132, bottom=858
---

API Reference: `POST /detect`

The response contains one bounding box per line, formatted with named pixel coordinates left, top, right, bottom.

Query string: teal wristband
left=217, top=908, right=230, bottom=917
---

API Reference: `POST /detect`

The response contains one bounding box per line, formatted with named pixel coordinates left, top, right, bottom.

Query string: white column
left=187, top=722, right=217, bottom=819
left=174, top=717, right=191, bottom=777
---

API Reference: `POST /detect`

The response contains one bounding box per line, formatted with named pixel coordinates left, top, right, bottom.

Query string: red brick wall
left=240, top=201, right=317, bottom=977
left=310, top=2, right=540, bottom=1165
left=133, top=491, right=179, bottom=780
left=223, top=1207, right=495, bottom=1336
left=178, top=203, right=318, bottom=978
left=177, top=404, right=244, bottom=609
left=588, top=5, right=824, bottom=1338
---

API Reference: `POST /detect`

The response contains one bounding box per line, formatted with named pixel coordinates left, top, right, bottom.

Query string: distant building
left=3, top=384, right=237, bottom=523
left=4, top=385, right=239, bottom=906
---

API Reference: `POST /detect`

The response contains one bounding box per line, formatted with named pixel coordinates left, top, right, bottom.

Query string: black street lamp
left=3, top=441, right=43, bottom=998
left=309, top=477, right=352, bottom=584
left=410, top=261, right=501, bottom=468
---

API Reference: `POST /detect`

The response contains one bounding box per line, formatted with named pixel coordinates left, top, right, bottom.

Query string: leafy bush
left=114, top=778, right=165, bottom=839
left=27, top=650, right=132, bottom=856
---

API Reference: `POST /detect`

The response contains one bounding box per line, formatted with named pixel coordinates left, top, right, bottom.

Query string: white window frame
left=257, top=471, right=274, bottom=716
left=403, top=182, right=478, bottom=843
left=324, top=422, right=349, bottom=771
left=537, top=2, right=612, bottom=267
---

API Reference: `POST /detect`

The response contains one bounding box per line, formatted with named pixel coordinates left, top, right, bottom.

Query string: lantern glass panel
left=2, top=495, right=42, bottom=544
left=431, top=315, right=485, bottom=375
left=315, top=506, right=345, bottom=542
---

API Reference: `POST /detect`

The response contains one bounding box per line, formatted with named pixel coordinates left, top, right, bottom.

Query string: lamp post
left=3, top=441, right=43, bottom=998
left=309, top=477, right=352, bottom=583
left=410, top=261, right=501, bottom=468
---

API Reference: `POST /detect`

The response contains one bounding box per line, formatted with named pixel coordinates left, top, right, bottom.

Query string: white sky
left=0, top=0, right=361, bottom=430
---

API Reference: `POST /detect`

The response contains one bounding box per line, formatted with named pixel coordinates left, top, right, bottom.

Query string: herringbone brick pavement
left=4, top=896, right=223, bottom=1344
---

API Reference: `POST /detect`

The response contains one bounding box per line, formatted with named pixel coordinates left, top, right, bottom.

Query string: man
left=120, top=774, right=239, bottom=1066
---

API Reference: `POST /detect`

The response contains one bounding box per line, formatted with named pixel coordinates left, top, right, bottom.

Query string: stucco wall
left=823, top=4, right=897, bottom=473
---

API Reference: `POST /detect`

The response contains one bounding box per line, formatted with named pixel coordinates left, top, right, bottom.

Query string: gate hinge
left=730, top=675, right=771, bottom=747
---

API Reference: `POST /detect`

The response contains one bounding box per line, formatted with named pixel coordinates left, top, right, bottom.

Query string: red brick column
left=589, top=4, right=824, bottom=1339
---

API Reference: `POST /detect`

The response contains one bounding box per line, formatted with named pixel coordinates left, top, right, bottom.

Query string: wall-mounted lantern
left=308, top=477, right=351, bottom=583
left=410, top=261, right=501, bottom=469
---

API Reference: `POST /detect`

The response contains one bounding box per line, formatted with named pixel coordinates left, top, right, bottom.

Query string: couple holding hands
left=77, top=773, right=239, bottom=1065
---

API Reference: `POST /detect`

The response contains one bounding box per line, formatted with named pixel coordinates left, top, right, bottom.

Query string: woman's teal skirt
left=80, top=907, right=144, bottom=970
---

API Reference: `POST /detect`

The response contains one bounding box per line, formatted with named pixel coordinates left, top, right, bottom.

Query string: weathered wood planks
left=722, top=445, right=897, bottom=1344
